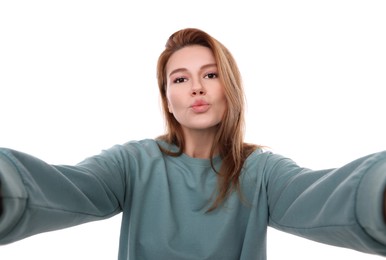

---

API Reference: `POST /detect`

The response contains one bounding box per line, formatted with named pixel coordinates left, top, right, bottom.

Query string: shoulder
left=243, top=148, right=302, bottom=179
left=111, top=139, right=163, bottom=158
left=86, top=139, right=164, bottom=166
left=244, top=147, right=278, bottom=165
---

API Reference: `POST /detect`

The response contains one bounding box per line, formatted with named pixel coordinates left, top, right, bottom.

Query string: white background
left=0, top=0, right=385, bottom=259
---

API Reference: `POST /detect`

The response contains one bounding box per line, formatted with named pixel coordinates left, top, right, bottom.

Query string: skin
left=164, top=45, right=386, bottom=221
left=165, top=45, right=227, bottom=159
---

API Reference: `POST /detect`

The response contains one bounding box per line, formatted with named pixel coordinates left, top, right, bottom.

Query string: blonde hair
left=156, top=28, right=259, bottom=211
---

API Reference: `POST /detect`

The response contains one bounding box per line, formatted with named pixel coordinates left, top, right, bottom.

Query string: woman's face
left=165, top=45, right=227, bottom=134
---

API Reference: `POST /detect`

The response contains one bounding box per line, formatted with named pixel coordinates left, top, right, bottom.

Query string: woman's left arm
left=265, top=150, right=386, bottom=256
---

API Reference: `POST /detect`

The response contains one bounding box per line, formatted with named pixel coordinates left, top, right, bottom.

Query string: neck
left=182, top=128, right=218, bottom=159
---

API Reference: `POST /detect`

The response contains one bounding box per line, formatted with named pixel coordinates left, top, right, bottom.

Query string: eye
left=173, top=77, right=187, bottom=84
left=204, top=73, right=218, bottom=79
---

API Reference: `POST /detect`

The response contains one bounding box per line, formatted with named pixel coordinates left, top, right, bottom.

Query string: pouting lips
left=190, top=100, right=210, bottom=113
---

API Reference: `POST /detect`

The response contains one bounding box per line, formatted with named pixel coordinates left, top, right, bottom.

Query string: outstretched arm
left=266, top=151, right=386, bottom=256
left=0, top=147, right=126, bottom=244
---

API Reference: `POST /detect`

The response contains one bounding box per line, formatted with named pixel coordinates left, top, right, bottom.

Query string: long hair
left=156, top=28, right=259, bottom=211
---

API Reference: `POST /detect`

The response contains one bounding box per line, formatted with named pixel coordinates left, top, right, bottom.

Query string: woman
left=0, top=28, right=385, bottom=259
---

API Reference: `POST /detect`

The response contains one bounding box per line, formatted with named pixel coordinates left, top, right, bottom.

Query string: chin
left=189, top=123, right=220, bottom=131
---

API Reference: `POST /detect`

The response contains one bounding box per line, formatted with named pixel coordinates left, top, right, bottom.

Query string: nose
left=191, top=89, right=205, bottom=96
left=191, top=80, right=206, bottom=96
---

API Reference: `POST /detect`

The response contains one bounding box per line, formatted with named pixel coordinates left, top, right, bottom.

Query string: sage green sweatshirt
left=0, top=139, right=385, bottom=259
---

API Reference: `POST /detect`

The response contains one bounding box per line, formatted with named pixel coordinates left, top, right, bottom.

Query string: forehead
left=166, top=45, right=216, bottom=72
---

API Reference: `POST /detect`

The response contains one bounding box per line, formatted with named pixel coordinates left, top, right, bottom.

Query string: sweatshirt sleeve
left=0, top=146, right=128, bottom=244
left=265, top=150, right=386, bottom=256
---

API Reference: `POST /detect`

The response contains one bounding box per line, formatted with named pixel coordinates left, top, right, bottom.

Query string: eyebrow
left=168, top=63, right=217, bottom=78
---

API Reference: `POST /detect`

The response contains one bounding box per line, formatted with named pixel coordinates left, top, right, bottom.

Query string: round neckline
left=179, top=152, right=222, bottom=167
left=156, top=139, right=222, bottom=167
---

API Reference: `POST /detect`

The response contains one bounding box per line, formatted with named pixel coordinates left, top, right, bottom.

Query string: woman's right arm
left=0, top=145, right=130, bottom=244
